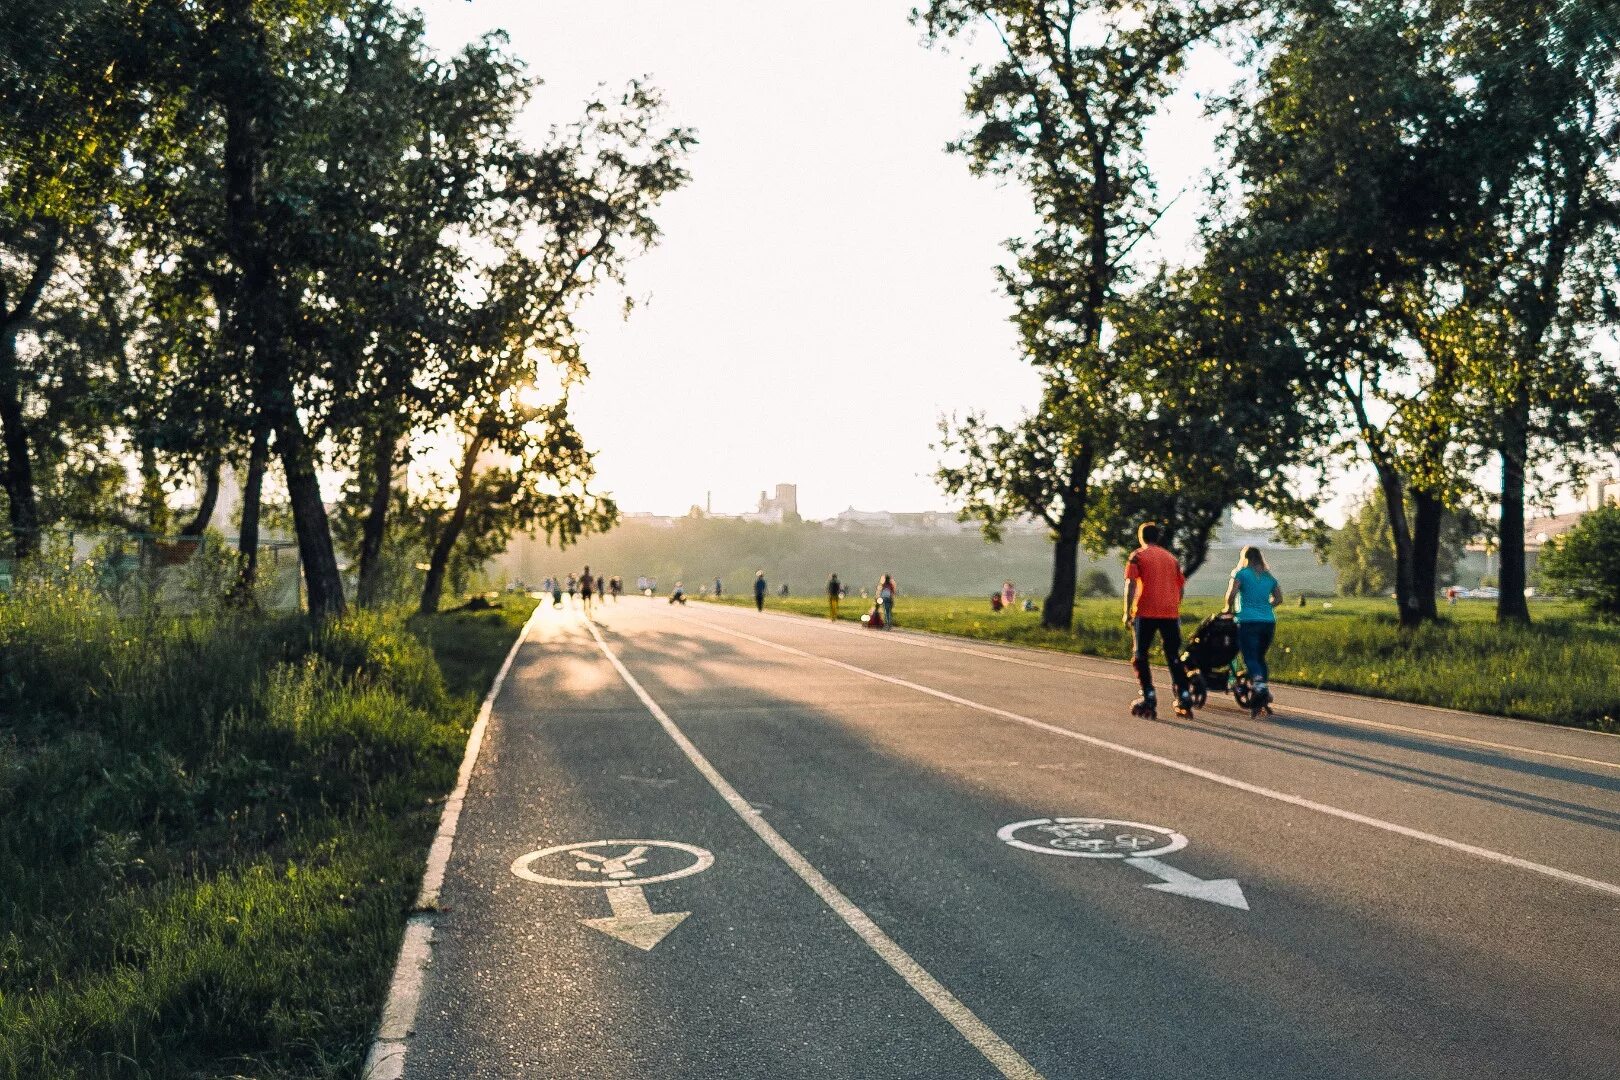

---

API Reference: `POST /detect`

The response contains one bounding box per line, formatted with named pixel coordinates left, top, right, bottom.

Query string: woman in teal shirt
left=1222, top=546, right=1283, bottom=693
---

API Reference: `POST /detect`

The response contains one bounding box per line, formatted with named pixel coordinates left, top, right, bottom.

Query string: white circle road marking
left=998, top=818, right=1189, bottom=859
left=511, top=839, right=715, bottom=888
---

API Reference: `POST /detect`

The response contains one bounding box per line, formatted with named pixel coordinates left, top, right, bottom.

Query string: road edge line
left=690, top=616, right=1620, bottom=902
left=585, top=619, right=1047, bottom=1080
left=362, top=601, right=545, bottom=1080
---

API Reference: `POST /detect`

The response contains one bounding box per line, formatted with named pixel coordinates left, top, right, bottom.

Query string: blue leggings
left=1238, top=621, right=1274, bottom=684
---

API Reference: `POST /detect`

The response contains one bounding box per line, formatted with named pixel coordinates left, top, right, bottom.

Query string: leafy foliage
left=1540, top=503, right=1620, bottom=617
left=1329, top=492, right=1476, bottom=598
left=920, top=0, right=1253, bottom=628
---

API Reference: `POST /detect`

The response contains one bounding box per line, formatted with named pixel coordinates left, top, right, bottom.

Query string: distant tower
left=706, top=490, right=712, bottom=515
left=775, top=483, right=798, bottom=517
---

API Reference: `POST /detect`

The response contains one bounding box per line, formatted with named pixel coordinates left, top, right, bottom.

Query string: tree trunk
left=277, top=416, right=346, bottom=618
left=1372, top=464, right=1421, bottom=628
left=1041, top=449, right=1094, bottom=631
left=0, top=229, right=58, bottom=561
left=1497, top=399, right=1531, bottom=624
left=138, top=444, right=168, bottom=535
left=235, top=425, right=269, bottom=597
left=355, top=426, right=399, bottom=608
left=0, top=328, right=40, bottom=559
left=419, top=432, right=485, bottom=616
left=1410, top=488, right=1443, bottom=622
left=179, top=456, right=222, bottom=537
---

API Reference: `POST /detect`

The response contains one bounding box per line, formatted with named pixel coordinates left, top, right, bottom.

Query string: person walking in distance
left=827, top=573, right=842, bottom=620
left=753, top=571, right=767, bottom=612
left=1222, top=545, right=1283, bottom=716
left=877, top=573, right=897, bottom=630
left=579, top=566, right=595, bottom=615
left=1122, top=523, right=1194, bottom=718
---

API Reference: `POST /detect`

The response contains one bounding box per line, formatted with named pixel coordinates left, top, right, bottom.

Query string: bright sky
left=412, top=2, right=1244, bottom=520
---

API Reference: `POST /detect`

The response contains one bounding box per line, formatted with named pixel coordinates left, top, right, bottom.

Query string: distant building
left=889, top=511, right=972, bottom=534
left=1523, top=513, right=1585, bottom=552
left=741, top=483, right=798, bottom=524
left=830, top=507, right=895, bottom=530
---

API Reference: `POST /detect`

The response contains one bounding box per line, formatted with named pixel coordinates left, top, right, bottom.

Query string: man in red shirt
left=1122, top=522, right=1193, bottom=717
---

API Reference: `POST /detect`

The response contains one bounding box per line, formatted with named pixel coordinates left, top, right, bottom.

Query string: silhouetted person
left=753, top=571, right=767, bottom=612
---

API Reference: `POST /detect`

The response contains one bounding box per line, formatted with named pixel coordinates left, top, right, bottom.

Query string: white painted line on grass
left=687, top=602, right=1620, bottom=772
left=585, top=620, right=1047, bottom=1080
left=363, top=601, right=545, bottom=1080
left=690, top=617, right=1620, bottom=902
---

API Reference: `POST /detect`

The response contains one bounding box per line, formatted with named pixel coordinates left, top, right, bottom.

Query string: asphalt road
left=401, top=597, right=1620, bottom=1079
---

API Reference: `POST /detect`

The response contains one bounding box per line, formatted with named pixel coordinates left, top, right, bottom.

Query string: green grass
left=0, top=578, right=535, bottom=1079
left=701, top=593, right=1620, bottom=732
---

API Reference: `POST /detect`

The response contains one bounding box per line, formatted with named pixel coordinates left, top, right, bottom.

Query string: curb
left=362, top=601, right=544, bottom=1079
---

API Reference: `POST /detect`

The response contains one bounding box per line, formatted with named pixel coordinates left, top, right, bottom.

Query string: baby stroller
left=1180, top=613, right=1272, bottom=717
left=860, top=601, right=885, bottom=629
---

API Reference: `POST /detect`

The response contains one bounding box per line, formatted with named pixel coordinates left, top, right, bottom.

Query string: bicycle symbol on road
left=997, top=817, right=1188, bottom=859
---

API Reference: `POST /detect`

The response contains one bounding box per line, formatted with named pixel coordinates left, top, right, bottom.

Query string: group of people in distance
left=738, top=569, right=899, bottom=628
left=1125, top=521, right=1282, bottom=720
left=541, top=567, right=622, bottom=612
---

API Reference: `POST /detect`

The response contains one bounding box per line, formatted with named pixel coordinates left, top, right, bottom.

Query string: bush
left=1077, top=568, right=1117, bottom=598
left=1540, top=504, right=1620, bottom=618
left=0, top=578, right=532, bottom=1077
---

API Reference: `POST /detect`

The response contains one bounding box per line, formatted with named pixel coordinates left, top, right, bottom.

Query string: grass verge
left=699, top=593, right=1619, bottom=732
left=0, top=579, right=536, bottom=1079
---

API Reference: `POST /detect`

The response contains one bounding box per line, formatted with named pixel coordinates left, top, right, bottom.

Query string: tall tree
left=412, top=83, right=695, bottom=613
left=918, top=0, right=1253, bottom=629
left=1453, top=0, right=1620, bottom=623
left=1084, top=264, right=1328, bottom=575
left=0, top=0, right=157, bottom=556
left=1214, top=0, right=1504, bottom=626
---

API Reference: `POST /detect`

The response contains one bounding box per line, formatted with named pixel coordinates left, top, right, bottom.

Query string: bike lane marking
left=585, top=619, right=1046, bottom=1080
left=684, top=602, right=1620, bottom=772
left=684, top=614, right=1620, bottom=901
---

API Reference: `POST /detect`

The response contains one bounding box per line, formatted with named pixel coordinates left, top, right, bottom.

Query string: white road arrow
left=1126, top=857, right=1250, bottom=910
left=580, top=885, right=690, bottom=950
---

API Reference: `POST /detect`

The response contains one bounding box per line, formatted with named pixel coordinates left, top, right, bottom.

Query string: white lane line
left=686, top=603, right=1620, bottom=772
left=1276, top=703, right=1620, bottom=772
left=687, top=616, right=1620, bottom=902
left=585, top=620, right=1046, bottom=1080
left=364, top=602, right=546, bottom=1080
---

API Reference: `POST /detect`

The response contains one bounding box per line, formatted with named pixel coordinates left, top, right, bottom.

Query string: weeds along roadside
left=697, top=594, right=1619, bottom=732
left=0, top=569, right=537, bottom=1079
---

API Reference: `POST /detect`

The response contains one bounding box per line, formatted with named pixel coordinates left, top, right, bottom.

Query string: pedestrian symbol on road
left=511, top=839, right=713, bottom=888
left=510, top=839, right=716, bottom=951
left=997, top=817, right=1248, bottom=910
